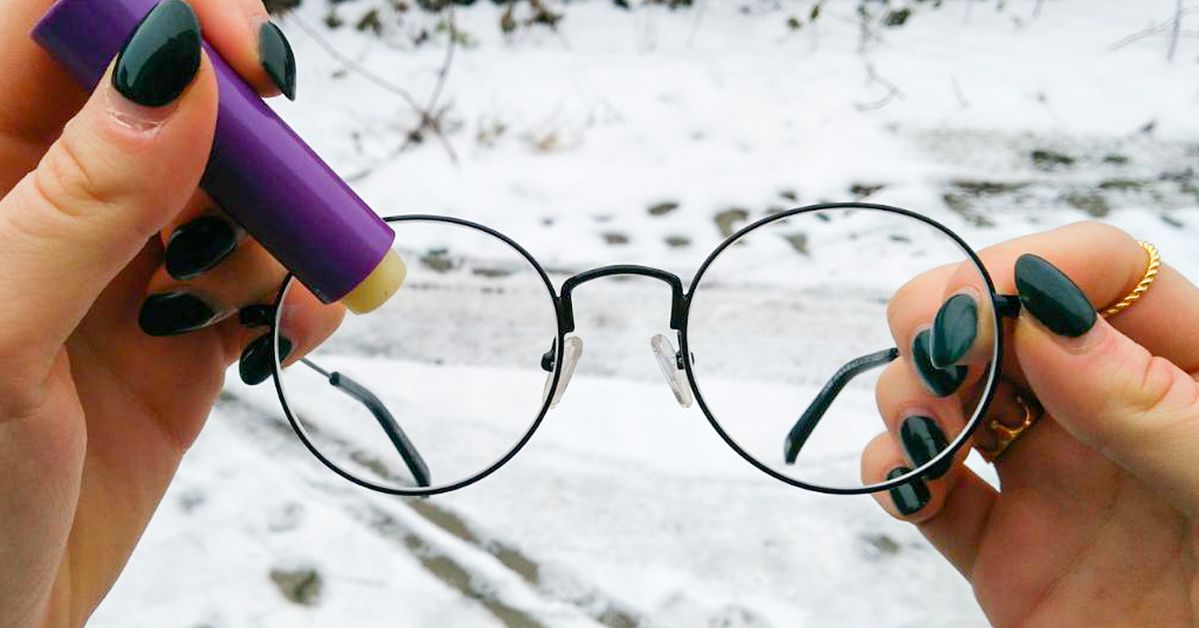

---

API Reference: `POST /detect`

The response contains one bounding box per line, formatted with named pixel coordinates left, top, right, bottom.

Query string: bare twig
left=951, top=76, right=969, bottom=109
left=855, top=62, right=903, bottom=111
left=1168, top=0, right=1184, bottom=62
left=687, top=0, right=708, bottom=47
left=1109, top=8, right=1198, bottom=52
left=1033, top=0, right=1046, bottom=18
left=291, top=15, right=422, bottom=112
left=291, top=6, right=462, bottom=176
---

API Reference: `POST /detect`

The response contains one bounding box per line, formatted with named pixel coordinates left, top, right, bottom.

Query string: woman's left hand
left=0, top=2, right=341, bottom=625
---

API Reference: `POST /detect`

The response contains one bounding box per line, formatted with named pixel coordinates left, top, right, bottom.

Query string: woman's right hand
left=867, top=222, right=1199, bottom=626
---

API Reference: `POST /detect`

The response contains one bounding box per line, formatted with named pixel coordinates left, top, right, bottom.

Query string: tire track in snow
left=218, top=391, right=642, bottom=628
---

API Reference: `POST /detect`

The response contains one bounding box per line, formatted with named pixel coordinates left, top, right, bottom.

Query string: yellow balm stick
left=341, top=249, right=407, bottom=314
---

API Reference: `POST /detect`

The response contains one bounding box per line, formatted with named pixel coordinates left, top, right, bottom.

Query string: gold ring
left=1101, top=240, right=1160, bottom=319
left=979, top=394, right=1042, bottom=463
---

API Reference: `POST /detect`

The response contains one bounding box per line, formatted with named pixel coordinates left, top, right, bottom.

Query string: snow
left=91, top=0, right=1197, bottom=626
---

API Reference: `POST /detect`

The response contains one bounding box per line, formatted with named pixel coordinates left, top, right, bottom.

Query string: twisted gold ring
left=1101, top=240, right=1160, bottom=318
left=979, top=394, right=1042, bottom=463
left=979, top=240, right=1158, bottom=463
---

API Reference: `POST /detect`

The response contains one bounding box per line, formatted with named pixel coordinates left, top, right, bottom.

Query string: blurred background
left=92, top=0, right=1198, bottom=626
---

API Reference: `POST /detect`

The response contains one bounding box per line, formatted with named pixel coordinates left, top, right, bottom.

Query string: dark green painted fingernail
left=900, top=415, right=950, bottom=479
left=930, top=294, right=978, bottom=368
left=165, top=216, right=237, bottom=280
left=259, top=22, right=296, bottom=100
left=887, top=467, right=930, bottom=516
left=1015, top=254, right=1097, bottom=338
left=139, top=292, right=218, bottom=336
left=912, top=329, right=967, bottom=397
left=240, top=333, right=293, bottom=386
left=112, top=0, right=202, bottom=107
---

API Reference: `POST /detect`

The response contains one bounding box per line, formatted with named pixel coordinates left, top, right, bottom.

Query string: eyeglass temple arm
left=781, top=295, right=1021, bottom=463
left=783, top=347, right=900, bottom=464
left=300, top=358, right=432, bottom=488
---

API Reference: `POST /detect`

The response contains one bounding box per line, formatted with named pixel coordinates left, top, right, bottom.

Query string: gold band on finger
left=979, top=394, right=1042, bottom=463
left=1101, top=240, right=1160, bottom=319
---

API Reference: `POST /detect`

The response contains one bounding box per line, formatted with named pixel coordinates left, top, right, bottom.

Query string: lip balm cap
left=341, top=249, right=407, bottom=315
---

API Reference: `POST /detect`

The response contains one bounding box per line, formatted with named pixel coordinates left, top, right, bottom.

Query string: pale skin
left=865, top=222, right=1199, bottom=627
left=0, top=1, right=341, bottom=626
left=0, top=3, right=1197, bottom=628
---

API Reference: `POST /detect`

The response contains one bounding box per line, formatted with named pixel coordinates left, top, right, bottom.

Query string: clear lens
left=685, top=206, right=997, bottom=491
left=274, top=218, right=560, bottom=493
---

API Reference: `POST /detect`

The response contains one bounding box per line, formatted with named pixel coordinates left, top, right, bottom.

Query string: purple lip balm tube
left=32, top=0, right=406, bottom=314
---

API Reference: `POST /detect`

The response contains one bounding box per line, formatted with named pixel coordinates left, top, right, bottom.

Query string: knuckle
left=0, top=362, right=49, bottom=421
left=32, top=133, right=111, bottom=219
left=1062, top=220, right=1133, bottom=247
left=1100, top=348, right=1197, bottom=452
left=887, top=276, right=928, bottom=337
left=886, top=264, right=958, bottom=344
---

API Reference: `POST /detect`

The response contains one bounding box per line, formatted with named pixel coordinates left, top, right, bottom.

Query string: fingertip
left=189, top=0, right=295, bottom=99
left=862, top=433, right=949, bottom=524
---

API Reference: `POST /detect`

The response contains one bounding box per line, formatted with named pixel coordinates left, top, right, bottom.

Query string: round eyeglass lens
left=272, top=217, right=561, bottom=494
left=685, top=206, right=999, bottom=491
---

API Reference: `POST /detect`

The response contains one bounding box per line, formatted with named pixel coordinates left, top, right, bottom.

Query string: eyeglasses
left=258, top=203, right=1007, bottom=496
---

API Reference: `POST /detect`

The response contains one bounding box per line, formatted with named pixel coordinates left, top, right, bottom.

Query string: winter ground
left=92, top=1, right=1198, bottom=626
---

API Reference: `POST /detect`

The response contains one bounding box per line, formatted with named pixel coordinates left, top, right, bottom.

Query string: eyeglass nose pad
left=542, top=336, right=584, bottom=408
left=651, top=334, right=693, bottom=408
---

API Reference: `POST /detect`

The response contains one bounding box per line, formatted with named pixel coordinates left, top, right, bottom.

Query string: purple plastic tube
left=32, top=0, right=397, bottom=306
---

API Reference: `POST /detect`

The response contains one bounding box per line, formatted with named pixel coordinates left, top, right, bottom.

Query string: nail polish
left=165, top=216, right=238, bottom=280
left=900, top=415, right=950, bottom=479
left=139, top=292, right=218, bottom=336
left=886, top=467, right=930, bottom=516
left=930, top=293, right=978, bottom=368
left=912, top=329, right=967, bottom=397
left=259, top=22, right=296, bottom=101
left=38, top=0, right=405, bottom=314
left=240, top=333, right=293, bottom=386
left=112, top=0, right=202, bottom=108
left=1014, top=254, right=1097, bottom=338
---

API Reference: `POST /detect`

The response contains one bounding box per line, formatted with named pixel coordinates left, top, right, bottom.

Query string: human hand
left=867, top=221, right=1199, bottom=626
left=0, top=1, right=341, bottom=625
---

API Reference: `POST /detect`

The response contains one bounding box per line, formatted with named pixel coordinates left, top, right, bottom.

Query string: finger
left=236, top=282, right=346, bottom=386
left=970, top=378, right=1031, bottom=458
left=887, top=268, right=986, bottom=399
left=965, top=221, right=1199, bottom=372
left=139, top=238, right=285, bottom=337
left=160, top=192, right=244, bottom=281
left=862, top=433, right=942, bottom=523
left=1012, top=254, right=1199, bottom=516
left=864, top=428, right=1000, bottom=580
left=189, top=0, right=297, bottom=99
left=914, top=467, right=998, bottom=577
left=0, top=2, right=213, bottom=371
left=864, top=431, right=999, bottom=575
left=0, top=0, right=84, bottom=173
left=0, top=0, right=297, bottom=187
left=875, top=359, right=968, bottom=481
left=890, top=263, right=1000, bottom=370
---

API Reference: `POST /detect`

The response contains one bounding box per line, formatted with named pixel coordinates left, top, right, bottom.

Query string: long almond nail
left=109, top=0, right=202, bottom=127
left=1015, top=254, right=1097, bottom=338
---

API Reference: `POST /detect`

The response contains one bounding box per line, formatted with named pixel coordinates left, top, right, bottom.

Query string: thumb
left=0, top=0, right=216, bottom=359
left=1012, top=254, right=1199, bottom=515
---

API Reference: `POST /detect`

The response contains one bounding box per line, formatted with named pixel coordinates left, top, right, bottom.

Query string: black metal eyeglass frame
left=267, top=202, right=1015, bottom=497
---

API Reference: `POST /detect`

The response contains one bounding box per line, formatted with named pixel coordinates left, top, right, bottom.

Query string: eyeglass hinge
left=994, top=294, right=1022, bottom=319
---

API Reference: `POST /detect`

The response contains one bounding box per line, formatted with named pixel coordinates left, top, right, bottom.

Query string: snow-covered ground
left=93, top=1, right=1198, bottom=626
